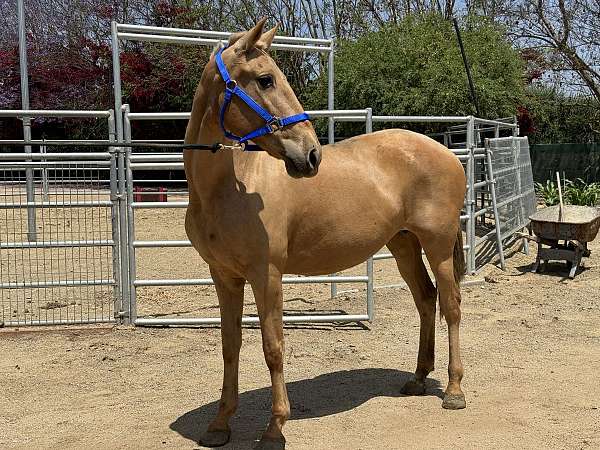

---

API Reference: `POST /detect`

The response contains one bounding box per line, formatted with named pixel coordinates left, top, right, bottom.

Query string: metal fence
left=0, top=110, right=130, bottom=327
left=117, top=107, right=523, bottom=326
left=0, top=109, right=529, bottom=327
left=0, top=21, right=534, bottom=327
left=122, top=107, right=375, bottom=326
left=0, top=152, right=120, bottom=326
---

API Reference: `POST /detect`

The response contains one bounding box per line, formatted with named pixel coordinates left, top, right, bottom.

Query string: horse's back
left=281, top=129, right=466, bottom=274
left=298, top=128, right=465, bottom=209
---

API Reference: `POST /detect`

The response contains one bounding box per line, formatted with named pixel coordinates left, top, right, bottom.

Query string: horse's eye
left=257, top=75, right=274, bottom=89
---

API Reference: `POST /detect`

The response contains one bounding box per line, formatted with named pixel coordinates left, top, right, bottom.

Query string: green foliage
left=535, top=180, right=560, bottom=206
left=535, top=178, right=600, bottom=206
left=302, top=13, right=525, bottom=136
left=521, top=86, right=600, bottom=144
left=565, top=179, right=600, bottom=206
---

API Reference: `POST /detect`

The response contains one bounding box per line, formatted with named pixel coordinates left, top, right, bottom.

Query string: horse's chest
left=185, top=202, right=263, bottom=272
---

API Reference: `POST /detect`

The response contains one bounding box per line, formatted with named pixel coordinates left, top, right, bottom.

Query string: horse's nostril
left=307, top=148, right=320, bottom=171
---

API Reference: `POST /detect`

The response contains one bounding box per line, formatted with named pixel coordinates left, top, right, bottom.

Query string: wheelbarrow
left=519, top=205, right=600, bottom=278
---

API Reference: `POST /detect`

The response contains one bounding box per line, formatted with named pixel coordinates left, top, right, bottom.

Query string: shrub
left=535, top=178, right=600, bottom=206
left=535, top=180, right=560, bottom=206
left=565, top=178, right=600, bottom=206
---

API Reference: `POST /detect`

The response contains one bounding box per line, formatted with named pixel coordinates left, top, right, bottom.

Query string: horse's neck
left=185, top=83, right=238, bottom=197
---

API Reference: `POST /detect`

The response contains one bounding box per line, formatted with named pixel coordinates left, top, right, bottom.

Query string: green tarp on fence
left=530, top=143, right=600, bottom=183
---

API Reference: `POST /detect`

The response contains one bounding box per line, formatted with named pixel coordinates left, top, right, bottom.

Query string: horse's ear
left=232, top=18, right=267, bottom=52
left=256, top=24, right=278, bottom=52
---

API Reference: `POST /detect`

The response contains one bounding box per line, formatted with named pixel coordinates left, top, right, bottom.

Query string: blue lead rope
left=215, top=46, right=310, bottom=151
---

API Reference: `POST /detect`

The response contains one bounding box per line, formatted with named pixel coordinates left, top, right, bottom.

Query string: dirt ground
left=1, top=231, right=599, bottom=450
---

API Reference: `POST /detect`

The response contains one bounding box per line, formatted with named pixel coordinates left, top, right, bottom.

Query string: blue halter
left=214, top=46, right=310, bottom=150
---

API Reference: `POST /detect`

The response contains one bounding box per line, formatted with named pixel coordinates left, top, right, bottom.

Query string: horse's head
left=208, top=19, right=322, bottom=178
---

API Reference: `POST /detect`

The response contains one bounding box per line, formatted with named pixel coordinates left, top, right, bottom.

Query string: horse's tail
left=453, top=225, right=466, bottom=286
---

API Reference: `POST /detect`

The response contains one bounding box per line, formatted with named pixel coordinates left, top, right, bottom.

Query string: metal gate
left=486, top=137, right=536, bottom=241
left=0, top=151, right=121, bottom=326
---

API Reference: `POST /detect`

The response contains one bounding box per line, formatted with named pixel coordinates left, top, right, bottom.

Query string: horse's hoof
left=401, top=379, right=426, bottom=396
left=442, top=393, right=466, bottom=410
left=254, top=436, right=286, bottom=450
left=198, top=429, right=231, bottom=447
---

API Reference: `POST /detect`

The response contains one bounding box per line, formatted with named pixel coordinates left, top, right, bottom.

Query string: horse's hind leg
left=419, top=230, right=466, bottom=410
left=387, top=231, right=437, bottom=396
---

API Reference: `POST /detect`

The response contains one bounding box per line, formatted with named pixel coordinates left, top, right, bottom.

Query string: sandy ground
left=1, top=234, right=600, bottom=449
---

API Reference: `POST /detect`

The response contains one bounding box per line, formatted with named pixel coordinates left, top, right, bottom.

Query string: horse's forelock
left=228, top=32, right=245, bottom=46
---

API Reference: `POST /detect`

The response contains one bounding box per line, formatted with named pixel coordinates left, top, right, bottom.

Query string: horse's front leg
left=198, top=266, right=245, bottom=447
left=249, top=264, right=289, bottom=450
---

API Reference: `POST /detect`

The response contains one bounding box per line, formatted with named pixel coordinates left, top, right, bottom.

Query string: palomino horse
left=184, top=19, right=467, bottom=450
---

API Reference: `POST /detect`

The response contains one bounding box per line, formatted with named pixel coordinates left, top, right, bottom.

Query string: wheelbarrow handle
left=514, top=231, right=540, bottom=243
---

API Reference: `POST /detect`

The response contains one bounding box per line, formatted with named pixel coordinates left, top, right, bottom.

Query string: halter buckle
left=268, top=117, right=282, bottom=133
left=225, top=80, right=237, bottom=91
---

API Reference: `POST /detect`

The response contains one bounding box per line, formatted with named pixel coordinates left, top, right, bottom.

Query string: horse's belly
left=285, top=246, right=386, bottom=275
left=284, top=221, right=398, bottom=275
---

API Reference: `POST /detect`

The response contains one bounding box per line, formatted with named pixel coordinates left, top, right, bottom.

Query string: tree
left=502, top=0, right=600, bottom=100
left=303, top=14, right=526, bottom=135
left=2, top=0, right=596, bottom=144
left=521, top=86, right=600, bottom=143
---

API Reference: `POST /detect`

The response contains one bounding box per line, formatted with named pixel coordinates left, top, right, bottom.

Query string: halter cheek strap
left=215, top=46, right=310, bottom=149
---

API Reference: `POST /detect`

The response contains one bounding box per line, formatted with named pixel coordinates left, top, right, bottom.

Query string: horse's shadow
left=170, top=368, right=442, bottom=448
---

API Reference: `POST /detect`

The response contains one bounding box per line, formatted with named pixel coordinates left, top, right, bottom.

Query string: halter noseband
left=215, top=46, right=310, bottom=149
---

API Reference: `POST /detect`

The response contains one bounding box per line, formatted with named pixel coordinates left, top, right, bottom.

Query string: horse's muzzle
left=284, top=146, right=321, bottom=178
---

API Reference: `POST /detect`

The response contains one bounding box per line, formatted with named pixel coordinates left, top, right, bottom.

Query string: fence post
left=18, top=0, right=37, bottom=242
left=108, top=142, right=121, bottom=323
left=123, top=105, right=138, bottom=324
left=365, top=108, right=374, bottom=321
left=108, top=110, right=128, bottom=324
left=328, top=40, right=337, bottom=300
left=327, top=39, right=335, bottom=145
left=111, top=21, right=124, bottom=142
left=466, top=116, right=476, bottom=274
left=485, top=138, right=506, bottom=270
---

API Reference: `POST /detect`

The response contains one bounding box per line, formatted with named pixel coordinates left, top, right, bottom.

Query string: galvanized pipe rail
left=0, top=110, right=115, bottom=245
left=121, top=109, right=512, bottom=296
left=0, top=108, right=519, bottom=327
left=111, top=22, right=336, bottom=152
